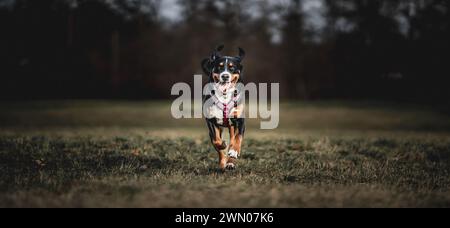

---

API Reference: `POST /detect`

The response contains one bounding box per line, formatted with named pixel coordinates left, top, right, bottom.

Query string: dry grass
left=0, top=100, right=449, bottom=207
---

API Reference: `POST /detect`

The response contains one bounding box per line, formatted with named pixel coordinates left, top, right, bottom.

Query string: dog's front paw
left=228, top=149, right=238, bottom=159
left=226, top=156, right=237, bottom=170
left=225, top=162, right=236, bottom=170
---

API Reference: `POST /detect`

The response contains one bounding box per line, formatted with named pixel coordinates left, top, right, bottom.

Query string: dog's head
left=201, top=45, right=245, bottom=85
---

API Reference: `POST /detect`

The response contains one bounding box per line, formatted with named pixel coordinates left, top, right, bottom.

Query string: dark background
left=0, top=0, right=449, bottom=104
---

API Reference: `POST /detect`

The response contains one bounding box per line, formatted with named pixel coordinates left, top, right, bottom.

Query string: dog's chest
left=205, top=99, right=238, bottom=117
left=204, top=89, right=241, bottom=124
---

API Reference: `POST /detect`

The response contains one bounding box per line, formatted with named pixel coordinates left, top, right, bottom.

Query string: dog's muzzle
left=219, top=72, right=231, bottom=83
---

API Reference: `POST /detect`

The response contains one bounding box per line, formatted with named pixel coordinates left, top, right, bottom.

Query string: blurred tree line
left=0, top=0, right=449, bottom=103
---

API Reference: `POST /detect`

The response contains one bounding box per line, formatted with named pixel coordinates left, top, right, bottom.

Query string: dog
left=201, top=45, right=246, bottom=170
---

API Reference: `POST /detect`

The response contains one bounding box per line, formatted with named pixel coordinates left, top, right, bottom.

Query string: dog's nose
left=221, top=74, right=230, bottom=81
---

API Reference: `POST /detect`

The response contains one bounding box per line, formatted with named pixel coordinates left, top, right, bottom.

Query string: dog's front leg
left=207, top=120, right=227, bottom=170
left=226, top=123, right=244, bottom=170
left=226, top=126, right=237, bottom=170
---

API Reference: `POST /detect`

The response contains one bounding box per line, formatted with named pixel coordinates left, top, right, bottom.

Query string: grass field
left=0, top=100, right=450, bottom=207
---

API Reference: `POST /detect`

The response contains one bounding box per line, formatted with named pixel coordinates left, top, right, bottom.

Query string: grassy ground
left=0, top=100, right=449, bottom=207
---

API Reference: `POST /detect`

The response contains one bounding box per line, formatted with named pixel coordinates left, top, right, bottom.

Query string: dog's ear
left=201, top=58, right=211, bottom=76
left=216, top=44, right=224, bottom=52
left=202, top=45, right=225, bottom=76
left=211, top=44, right=224, bottom=61
left=237, top=47, right=245, bottom=62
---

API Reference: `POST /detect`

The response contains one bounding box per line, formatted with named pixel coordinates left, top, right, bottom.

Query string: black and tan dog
left=201, top=45, right=246, bottom=170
